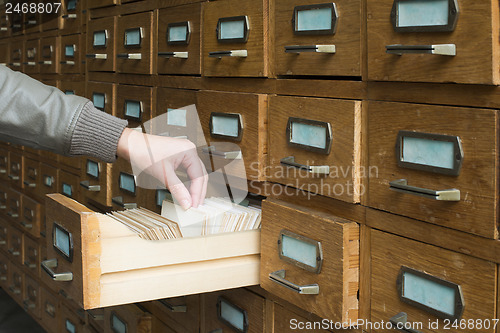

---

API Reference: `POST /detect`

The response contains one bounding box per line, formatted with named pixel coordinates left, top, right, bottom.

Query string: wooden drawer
left=24, top=274, right=41, bottom=319
left=24, top=235, right=41, bottom=278
left=86, top=81, right=115, bottom=115
left=41, top=287, right=60, bottom=333
left=21, top=195, right=43, bottom=239
left=0, top=251, right=9, bottom=288
left=367, top=0, right=500, bottom=84
left=23, top=2, right=41, bottom=35
left=23, top=157, right=40, bottom=199
left=59, top=169, right=83, bottom=203
left=86, top=16, right=116, bottom=72
left=39, top=163, right=59, bottom=199
left=158, top=3, right=202, bottom=75
left=0, top=187, right=6, bottom=221
left=203, top=0, right=271, bottom=77
left=7, top=263, right=24, bottom=305
left=143, top=295, right=200, bottom=333
left=197, top=90, right=268, bottom=181
left=116, top=84, right=153, bottom=129
left=9, top=38, right=23, bottom=72
left=104, top=304, right=168, bottom=333
left=367, top=101, right=498, bottom=238
left=60, top=34, right=83, bottom=74
left=61, top=303, right=86, bottom=333
left=116, top=11, right=154, bottom=74
left=40, top=7, right=61, bottom=31
left=0, top=8, right=10, bottom=38
left=60, top=77, right=86, bottom=96
left=61, top=0, right=83, bottom=32
left=42, top=193, right=260, bottom=309
left=6, top=188, right=22, bottom=225
left=260, top=199, right=359, bottom=323
left=80, top=158, right=113, bottom=207
left=8, top=225, right=23, bottom=266
left=273, top=303, right=330, bottom=333
left=269, top=95, right=362, bottom=203
left=40, top=36, right=60, bottom=74
left=0, top=218, right=8, bottom=254
left=24, top=38, right=40, bottom=74
left=86, top=308, right=105, bottom=333
left=0, top=147, right=9, bottom=183
left=371, top=229, right=496, bottom=333
left=111, top=157, right=142, bottom=210
left=8, top=151, right=23, bottom=189
left=87, top=0, right=119, bottom=9
left=0, top=41, right=9, bottom=66
left=275, top=0, right=362, bottom=77
left=10, top=12, right=23, bottom=36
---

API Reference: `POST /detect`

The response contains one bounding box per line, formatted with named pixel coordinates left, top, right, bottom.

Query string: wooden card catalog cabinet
left=260, top=199, right=359, bottom=323
left=116, top=12, right=154, bottom=74
left=111, top=158, right=141, bottom=210
left=86, top=17, right=116, bottom=72
left=23, top=3, right=40, bottom=35
left=6, top=188, right=21, bottom=225
left=367, top=0, right=500, bottom=84
left=40, top=36, right=59, bottom=74
left=9, top=39, right=24, bottom=71
left=269, top=96, right=362, bottom=203
left=60, top=34, right=83, bottom=74
left=371, top=228, right=497, bottom=333
left=87, top=0, right=119, bottom=10
left=39, top=163, right=59, bottom=201
left=367, top=101, right=498, bottom=238
left=59, top=170, right=83, bottom=203
left=60, top=304, right=85, bottom=333
left=8, top=226, right=23, bottom=266
left=203, top=0, right=272, bottom=77
left=10, top=12, right=23, bottom=35
left=275, top=0, right=362, bottom=77
left=42, top=194, right=260, bottom=310
left=158, top=3, right=202, bottom=75
left=24, top=39, right=40, bottom=74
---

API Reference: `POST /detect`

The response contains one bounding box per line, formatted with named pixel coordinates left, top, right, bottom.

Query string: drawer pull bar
left=60, top=61, right=75, bottom=65
left=117, top=53, right=142, bottom=60
left=0, top=276, right=6, bottom=281
left=285, top=45, right=336, bottom=54
left=7, top=212, right=19, bottom=218
left=87, top=309, right=104, bottom=320
left=23, top=300, right=36, bottom=310
left=158, top=52, right=189, bottom=59
left=386, top=44, right=456, bottom=56
left=24, top=260, right=36, bottom=269
left=20, top=221, right=33, bottom=229
left=269, top=269, right=319, bottom=295
left=80, top=180, right=101, bottom=192
left=8, top=286, right=21, bottom=294
left=8, top=248, right=20, bottom=256
left=23, top=180, right=36, bottom=188
left=0, top=205, right=5, bottom=209
left=112, top=196, right=137, bottom=209
left=23, top=62, right=36, bottom=66
left=0, top=240, right=5, bottom=245
left=389, top=179, right=460, bottom=201
left=0, top=27, right=7, bottom=31
left=24, top=20, right=37, bottom=25
left=42, top=259, right=73, bottom=282
left=9, top=63, right=21, bottom=67
left=62, top=14, right=77, bottom=19
left=159, top=299, right=187, bottom=312
left=390, top=312, right=423, bottom=333
left=86, top=53, right=107, bottom=60
left=8, top=174, right=19, bottom=180
left=12, top=24, right=21, bottom=28
left=0, top=169, right=6, bottom=173
left=39, top=61, right=53, bottom=65
left=209, top=50, right=247, bottom=58
left=280, top=156, right=329, bottom=175
left=202, top=146, right=242, bottom=160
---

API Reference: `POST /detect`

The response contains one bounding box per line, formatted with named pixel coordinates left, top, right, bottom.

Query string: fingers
left=163, top=163, right=193, bottom=210
left=188, top=158, right=208, bottom=207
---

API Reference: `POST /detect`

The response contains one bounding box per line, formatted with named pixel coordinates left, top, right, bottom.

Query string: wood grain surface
left=86, top=16, right=116, bottom=72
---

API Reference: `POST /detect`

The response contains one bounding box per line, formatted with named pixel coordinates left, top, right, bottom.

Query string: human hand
left=116, top=128, right=208, bottom=210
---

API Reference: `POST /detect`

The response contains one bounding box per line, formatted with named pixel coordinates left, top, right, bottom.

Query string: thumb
left=164, top=169, right=192, bottom=210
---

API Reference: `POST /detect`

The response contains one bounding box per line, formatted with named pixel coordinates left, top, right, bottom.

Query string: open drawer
left=42, top=193, right=260, bottom=310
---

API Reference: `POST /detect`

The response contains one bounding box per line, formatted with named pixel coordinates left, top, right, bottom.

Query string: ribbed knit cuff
left=69, top=102, right=128, bottom=163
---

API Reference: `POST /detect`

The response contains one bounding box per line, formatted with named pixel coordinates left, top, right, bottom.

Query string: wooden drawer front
left=371, top=229, right=496, bottom=332
left=61, top=305, right=86, bottom=333
left=145, top=295, right=200, bottom=333
left=43, top=193, right=260, bottom=309
left=0, top=218, right=8, bottom=254
left=197, top=91, right=268, bottom=181
left=41, top=287, right=60, bottom=333
left=111, top=158, right=141, bottom=210
left=0, top=41, right=9, bottom=67
left=0, top=186, right=6, bottom=220
left=260, top=199, right=359, bottom=323
left=8, top=226, right=23, bottom=266
left=87, top=0, right=119, bottom=9
left=275, top=0, right=362, bottom=77
left=59, top=155, right=82, bottom=174
left=116, top=12, right=154, bottom=74
left=104, top=304, right=163, bottom=333
left=7, top=264, right=24, bottom=305
left=0, top=251, right=9, bottom=288
left=158, top=3, right=202, bottom=75
left=0, top=9, right=9, bottom=38
left=39, top=163, right=59, bottom=199
left=23, top=157, right=40, bottom=198
left=116, top=85, right=153, bottom=128
left=24, top=39, right=40, bottom=74
left=203, top=289, right=265, bottom=333
left=86, top=16, right=116, bottom=72
left=8, top=152, right=23, bottom=189
left=21, top=196, right=42, bottom=238
left=367, top=0, right=499, bottom=84
left=81, top=158, right=113, bottom=207
left=273, top=303, right=330, bottom=333
left=10, top=12, right=23, bottom=35
left=6, top=188, right=22, bottom=225
left=60, top=78, right=86, bottom=96
left=9, top=39, right=24, bottom=71
left=203, top=0, right=270, bottom=77
left=23, top=3, right=41, bottom=35
left=60, top=34, right=83, bottom=74
left=269, top=96, right=362, bottom=203
left=41, top=9, right=61, bottom=31
left=59, top=170, right=83, bottom=203
left=40, top=36, right=59, bottom=74
left=61, top=0, right=82, bottom=31
left=24, top=275, right=41, bottom=319
left=86, top=309, right=105, bottom=333
left=24, top=235, right=41, bottom=277
left=0, top=147, right=9, bottom=182
left=367, top=101, right=498, bottom=238
left=87, top=81, right=115, bottom=115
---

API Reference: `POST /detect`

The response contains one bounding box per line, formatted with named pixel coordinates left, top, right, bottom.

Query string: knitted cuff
left=69, top=102, right=128, bottom=163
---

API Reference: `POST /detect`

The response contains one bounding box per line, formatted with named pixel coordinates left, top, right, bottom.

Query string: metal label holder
left=216, top=296, right=249, bottom=333
left=124, top=27, right=144, bottom=48
left=93, top=29, right=108, bottom=48
left=52, top=222, right=74, bottom=263
left=216, top=16, right=250, bottom=43
left=287, top=117, right=332, bottom=154
left=292, top=2, right=338, bottom=35
left=209, top=112, right=244, bottom=142
left=92, top=92, right=106, bottom=111
left=167, top=21, right=191, bottom=46
left=119, top=172, right=137, bottom=196
left=124, top=100, right=143, bottom=122
left=278, top=229, right=323, bottom=274
left=110, top=311, right=128, bottom=333
left=391, top=0, right=459, bottom=32
left=86, top=159, right=100, bottom=179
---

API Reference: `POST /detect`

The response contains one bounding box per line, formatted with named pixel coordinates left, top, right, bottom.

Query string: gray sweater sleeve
left=0, top=66, right=128, bottom=162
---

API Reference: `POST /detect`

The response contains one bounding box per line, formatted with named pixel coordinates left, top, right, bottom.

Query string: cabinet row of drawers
left=2, top=0, right=499, bottom=84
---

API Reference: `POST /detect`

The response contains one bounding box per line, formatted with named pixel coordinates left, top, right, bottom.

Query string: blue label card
left=65, top=45, right=75, bottom=57
left=43, top=176, right=53, bottom=187
left=86, top=160, right=100, bottom=179
left=281, top=234, right=318, bottom=269
left=65, top=90, right=75, bottom=95
left=297, top=6, right=332, bottom=32
left=125, top=28, right=142, bottom=47
left=119, top=173, right=136, bottom=194
left=167, top=108, right=187, bottom=127
left=93, top=30, right=107, bottom=47
left=54, top=224, right=71, bottom=259
left=62, top=183, right=73, bottom=197
left=65, top=320, right=76, bottom=333
left=220, top=19, right=245, bottom=40
left=398, top=0, right=448, bottom=27
left=211, top=115, right=239, bottom=138
left=67, top=0, right=77, bottom=11
left=125, top=100, right=142, bottom=120
left=156, top=189, right=172, bottom=207
left=92, top=93, right=106, bottom=110
left=290, top=121, right=327, bottom=149
left=402, top=136, right=454, bottom=170
left=168, top=25, right=188, bottom=43
left=219, top=299, right=245, bottom=332
left=111, top=313, right=127, bottom=333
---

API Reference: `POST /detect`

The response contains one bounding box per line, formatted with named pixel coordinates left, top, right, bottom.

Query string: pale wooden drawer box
left=7, top=263, right=24, bottom=305
left=86, top=16, right=117, bottom=72
left=40, top=286, right=60, bottom=333
left=371, top=229, right=497, bottom=333
left=23, top=274, right=41, bottom=319
left=203, top=0, right=271, bottom=77
left=202, top=288, right=266, bottom=333
left=158, top=3, right=202, bottom=75
left=116, top=11, right=155, bottom=74
left=275, top=0, right=362, bottom=77
left=60, top=34, right=83, bottom=74
left=39, top=36, right=60, bottom=74
left=142, top=295, right=200, bottom=333
left=24, top=38, right=40, bottom=74
left=0, top=251, right=9, bottom=288
left=23, top=157, right=40, bottom=199
left=23, top=234, right=41, bottom=277
left=104, top=304, right=169, bottom=333
left=269, top=95, right=362, bottom=203
left=367, top=0, right=500, bottom=84
left=8, top=151, right=23, bottom=189
left=42, top=193, right=260, bottom=310
left=367, top=100, right=498, bottom=238
left=260, top=198, right=359, bottom=323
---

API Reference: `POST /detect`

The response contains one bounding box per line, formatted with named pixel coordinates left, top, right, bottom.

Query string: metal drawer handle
left=86, top=53, right=107, bottom=60
left=7, top=212, right=18, bottom=218
left=62, top=14, right=77, bottom=19
left=60, top=61, right=75, bottom=65
left=24, top=20, right=37, bottom=25
left=8, top=248, right=20, bottom=256
left=12, top=24, right=21, bottom=28
left=10, top=62, right=21, bottom=67
left=24, top=260, right=36, bottom=269
left=202, top=146, right=242, bottom=160
left=21, top=221, right=33, bottom=229
left=8, top=174, right=19, bottom=180
left=0, top=27, right=7, bottom=31
left=0, top=169, right=6, bottom=173
left=269, top=269, right=319, bottom=295
left=38, top=60, right=53, bottom=65
left=117, top=53, right=142, bottom=60
left=80, top=180, right=101, bottom=192
left=280, top=156, right=329, bottom=175
left=0, top=276, right=6, bottom=281
left=23, top=300, right=36, bottom=310
left=0, top=205, right=5, bottom=210
left=23, top=180, right=36, bottom=188
left=390, top=313, right=423, bottom=333
left=285, top=45, right=336, bottom=54
left=386, top=44, right=456, bottom=56
left=209, top=50, right=247, bottom=58
left=41, top=258, right=73, bottom=282
left=160, top=300, right=187, bottom=313
left=158, top=51, right=189, bottom=59
left=23, top=62, right=37, bottom=66
left=0, top=240, right=5, bottom=245
left=389, top=179, right=460, bottom=201
left=8, top=286, right=21, bottom=294
left=112, top=196, right=137, bottom=209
